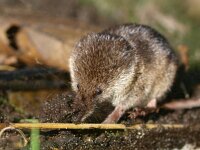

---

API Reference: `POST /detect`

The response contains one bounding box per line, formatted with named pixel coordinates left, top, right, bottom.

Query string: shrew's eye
left=95, top=88, right=102, bottom=96
left=77, top=84, right=80, bottom=90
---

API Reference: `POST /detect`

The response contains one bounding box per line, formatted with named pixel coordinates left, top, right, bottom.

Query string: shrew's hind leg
left=129, top=99, right=159, bottom=119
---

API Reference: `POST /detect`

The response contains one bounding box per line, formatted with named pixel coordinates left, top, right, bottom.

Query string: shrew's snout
left=71, top=94, right=95, bottom=123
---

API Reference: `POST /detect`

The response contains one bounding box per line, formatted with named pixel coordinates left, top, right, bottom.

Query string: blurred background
left=0, top=0, right=199, bottom=67
left=0, top=0, right=199, bottom=118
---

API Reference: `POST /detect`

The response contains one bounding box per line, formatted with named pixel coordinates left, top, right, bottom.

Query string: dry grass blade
left=0, top=123, right=188, bottom=130
left=0, top=126, right=28, bottom=147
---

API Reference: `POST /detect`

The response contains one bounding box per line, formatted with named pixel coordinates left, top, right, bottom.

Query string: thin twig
left=162, top=98, right=200, bottom=110
left=0, top=123, right=187, bottom=130
left=0, top=126, right=28, bottom=147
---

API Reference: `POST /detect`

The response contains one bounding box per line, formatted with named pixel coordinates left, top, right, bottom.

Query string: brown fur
left=69, top=23, right=178, bottom=123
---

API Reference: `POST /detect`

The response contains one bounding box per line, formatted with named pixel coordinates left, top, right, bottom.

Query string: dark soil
left=1, top=91, right=200, bottom=150
left=37, top=127, right=200, bottom=150
left=0, top=100, right=28, bottom=123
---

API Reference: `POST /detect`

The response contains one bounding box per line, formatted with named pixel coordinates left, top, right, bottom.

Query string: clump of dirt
left=38, top=91, right=115, bottom=123
left=38, top=92, right=75, bottom=123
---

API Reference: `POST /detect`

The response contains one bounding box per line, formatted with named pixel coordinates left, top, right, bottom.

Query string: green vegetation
left=79, top=0, right=200, bottom=68
left=23, top=119, right=40, bottom=150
